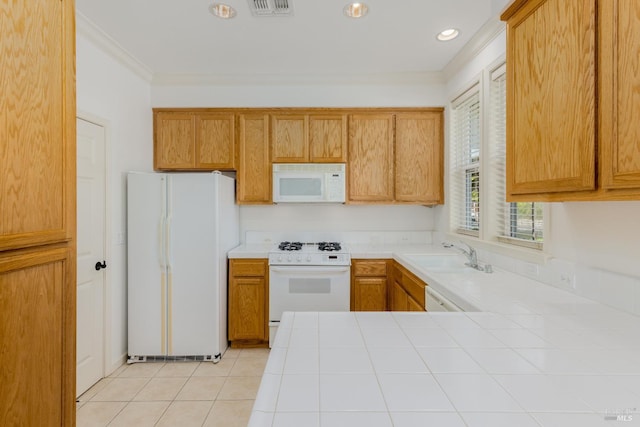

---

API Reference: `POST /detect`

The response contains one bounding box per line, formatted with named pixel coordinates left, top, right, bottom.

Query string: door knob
left=95, top=261, right=107, bottom=271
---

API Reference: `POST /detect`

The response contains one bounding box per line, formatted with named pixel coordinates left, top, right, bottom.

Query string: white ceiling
left=76, top=0, right=511, bottom=79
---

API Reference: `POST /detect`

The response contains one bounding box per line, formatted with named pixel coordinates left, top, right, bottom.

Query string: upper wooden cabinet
left=348, top=114, right=395, bottom=202
left=154, top=112, right=195, bottom=169
left=271, top=114, right=347, bottom=163
left=271, top=115, right=309, bottom=162
left=238, top=114, right=271, bottom=204
left=0, top=0, right=76, bottom=252
left=196, top=114, right=236, bottom=169
left=154, top=111, right=235, bottom=171
left=152, top=108, right=443, bottom=205
left=309, top=115, right=348, bottom=163
left=348, top=110, right=444, bottom=204
left=502, top=0, right=640, bottom=201
left=1, top=0, right=77, bottom=425
left=599, top=0, right=640, bottom=191
left=395, top=112, right=444, bottom=204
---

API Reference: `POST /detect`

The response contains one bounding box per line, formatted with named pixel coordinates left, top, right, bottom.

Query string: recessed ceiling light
left=210, top=3, right=237, bottom=19
left=344, top=2, right=368, bottom=18
left=437, top=28, right=459, bottom=41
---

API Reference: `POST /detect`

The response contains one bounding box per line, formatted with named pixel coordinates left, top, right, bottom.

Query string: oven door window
left=289, top=278, right=331, bottom=294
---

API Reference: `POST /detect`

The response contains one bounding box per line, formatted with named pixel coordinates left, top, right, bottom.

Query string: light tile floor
left=76, top=348, right=269, bottom=427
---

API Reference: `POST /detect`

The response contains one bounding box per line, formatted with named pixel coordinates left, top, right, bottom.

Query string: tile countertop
left=247, top=245, right=640, bottom=427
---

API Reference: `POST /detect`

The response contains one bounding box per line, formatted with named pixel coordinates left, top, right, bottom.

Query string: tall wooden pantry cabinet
left=0, top=1, right=77, bottom=426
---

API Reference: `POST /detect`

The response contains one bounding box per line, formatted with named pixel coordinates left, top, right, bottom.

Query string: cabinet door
left=600, top=0, right=640, bottom=190
left=348, top=114, right=394, bottom=202
left=0, top=248, right=74, bottom=426
left=309, top=115, right=348, bottom=163
left=407, top=295, right=424, bottom=311
left=0, top=0, right=75, bottom=252
left=228, top=276, right=267, bottom=341
left=395, top=112, right=444, bottom=204
left=196, top=113, right=235, bottom=170
left=154, top=112, right=195, bottom=169
left=238, top=115, right=271, bottom=204
left=391, top=280, right=409, bottom=311
left=271, top=115, right=308, bottom=162
left=504, top=0, right=596, bottom=197
left=352, top=277, right=387, bottom=311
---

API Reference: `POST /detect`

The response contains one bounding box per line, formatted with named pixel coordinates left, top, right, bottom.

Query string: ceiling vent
left=248, top=0, right=293, bottom=16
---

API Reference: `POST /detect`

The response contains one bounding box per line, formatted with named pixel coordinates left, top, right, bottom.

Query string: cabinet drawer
left=230, top=259, right=267, bottom=277
left=353, top=260, right=387, bottom=276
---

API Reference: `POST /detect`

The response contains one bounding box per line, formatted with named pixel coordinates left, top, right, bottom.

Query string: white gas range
left=268, top=241, right=351, bottom=347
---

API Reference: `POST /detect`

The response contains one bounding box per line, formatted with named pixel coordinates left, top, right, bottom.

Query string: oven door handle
left=269, top=267, right=350, bottom=274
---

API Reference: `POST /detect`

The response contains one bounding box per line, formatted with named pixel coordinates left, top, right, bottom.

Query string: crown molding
left=151, top=71, right=445, bottom=87
left=442, top=16, right=506, bottom=79
left=76, top=11, right=153, bottom=82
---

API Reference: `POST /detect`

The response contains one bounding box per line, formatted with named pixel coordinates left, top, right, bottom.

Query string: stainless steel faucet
left=442, top=241, right=491, bottom=272
left=456, top=241, right=479, bottom=269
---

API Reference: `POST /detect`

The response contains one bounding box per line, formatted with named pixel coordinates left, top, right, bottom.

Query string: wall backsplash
left=239, top=204, right=435, bottom=238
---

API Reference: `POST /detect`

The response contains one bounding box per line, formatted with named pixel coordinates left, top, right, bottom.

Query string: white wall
left=438, top=28, right=640, bottom=315
left=240, top=205, right=434, bottom=240
left=76, top=34, right=153, bottom=371
left=547, top=202, right=640, bottom=277
left=151, top=81, right=446, bottom=108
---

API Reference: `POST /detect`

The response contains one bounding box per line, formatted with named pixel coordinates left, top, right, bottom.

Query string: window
left=451, top=85, right=481, bottom=237
left=490, top=64, right=544, bottom=249
left=450, top=63, right=544, bottom=250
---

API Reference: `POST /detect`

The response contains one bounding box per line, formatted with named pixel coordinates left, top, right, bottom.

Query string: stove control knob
left=277, top=256, right=283, bottom=262
left=296, top=256, right=301, bottom=262
left=306, top=255, right=312, bottom=262
left=287, top=256, right=292, bottom=262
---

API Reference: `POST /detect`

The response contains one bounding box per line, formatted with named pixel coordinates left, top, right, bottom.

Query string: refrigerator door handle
left=160, top=270, right=167, bottom=353
left=167, top=272, right=173, bottom=354
left=165, top=215, right=172, bottom=270
left=159, top=216, right=166, bottom=268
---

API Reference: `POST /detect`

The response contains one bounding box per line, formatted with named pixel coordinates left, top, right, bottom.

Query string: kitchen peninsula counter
left=249, top=309, right=640, bottom=427
left=233, top=241, right=640, bottom=425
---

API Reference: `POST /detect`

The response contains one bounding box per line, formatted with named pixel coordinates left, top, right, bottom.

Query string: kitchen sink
left=402, top=254, right=474, bottom=273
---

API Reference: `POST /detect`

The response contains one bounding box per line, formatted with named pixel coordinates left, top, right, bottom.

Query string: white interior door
left=76, top=118, right=106, bottom=397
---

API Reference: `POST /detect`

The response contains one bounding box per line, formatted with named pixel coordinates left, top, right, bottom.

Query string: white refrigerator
left=127, top=172, right=239, bottom=362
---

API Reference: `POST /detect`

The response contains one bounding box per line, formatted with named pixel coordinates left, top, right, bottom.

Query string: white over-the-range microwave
left=272, top=163, right=346, bottom=203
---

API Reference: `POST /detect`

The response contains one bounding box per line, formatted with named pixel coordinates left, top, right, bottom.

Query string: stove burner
left=278, top=241, right=303, bottom=251
left=318, top=242, right=341, bottom=252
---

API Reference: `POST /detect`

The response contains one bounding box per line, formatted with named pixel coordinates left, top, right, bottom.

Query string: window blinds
left=490, top=64, right=543, bottom=249
left=450, top=84, right=481, bottom=237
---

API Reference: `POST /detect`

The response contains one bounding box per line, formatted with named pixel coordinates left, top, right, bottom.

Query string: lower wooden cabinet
left=0, top=248, right=75, bottom=426
left=351, top=259, right=428, bottom=312
left=391, top=262, right=427, bottom=311
left=391, top=281, right=424, bottom=311
left=228, top=259, right=269, bottom=347
left=351, top=259, right=389, bottom=311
